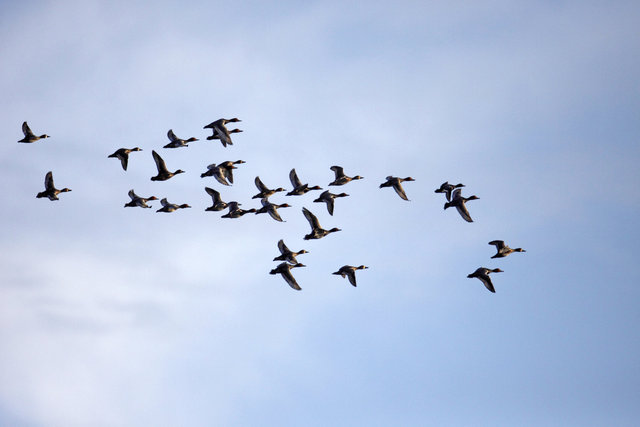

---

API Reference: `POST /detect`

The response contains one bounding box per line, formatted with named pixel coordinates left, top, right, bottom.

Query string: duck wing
left=152, top=150, right=169, bottom=174
left=281, top=266, right=302, bottom=291
left=22, top=121, right=35, bottom=137
left=44, top=171, right=54, bottom=190
left=255, top=176, right=269, bottom=192
left=128, top=189, right=139, bottom=201
left=489, top=240, right=506, bottom=250
left=302, top=207, right=321, bottom=229
left=326, top=196, right=335, bottom=216
left=213, top=167, right=231, bottom=186
left=267, top=206, right=284, bottom=222
left=455, top=203, right=473, bottom=222
left=277, top=239, right=290, bottom=255
left=223, top=167, right=235, bottom=184
left=345, top=268, right=357, bottom=287
left=451, top=188, right=462, bottom=200
left=289, top=169, right=302, bottom=188
left=478, top=273, right=496, bottom=293
left=205, top=187, right=223, bottom=203
left=392, top=181, right=409, bottom=201
left=330, top=165, right=345, bottom=179
left=167, top=129, right=178, bottom=142
left=120, top=152, right=129, bottom=171
left=214, top=123, right=232, bottom=147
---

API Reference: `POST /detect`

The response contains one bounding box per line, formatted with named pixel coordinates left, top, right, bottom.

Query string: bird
left=467, top=267, right=503, bottom=293
left=255, top=198, right=291, bottom=222
left=332, top=265, right=368, bottom=287
left=108, top=147, right=142, bottom=171
left=150, top=150, right=185, bottom=181
left=203, top=118, right=242, bottom=147
left=204, top=187, right=228, bottom=211
left=488, top=240, right=526, bottom=258
left=252, top=176, right=286, bottom=199
left=434, top=181, right=465, bottom=201
left=379, top=176, right=415, bottom=201
left=313, top=190, right=349, bottom=216
left=329, top=166, right=363, bottom=186
left=156, top=198, right=191, bottom=213
left=207, top=128, right=243, bottom=142
left=221, top=201, right=256, bottom=218
left=163, top=129, right=198, bottom=148
left=287, top=169, right=322, bottom=196
left=36, top=171, right=71, bottom=200
left=18, top=121, right=49, bottom=143
left=216, top=160, right=245, bottom=184
left=273, top=239, right=308, bottom=264
left=302, top=207, right=341, bottom=240
left=270, top=262, right=306, bottom=291
left=444, top=188, right=479, bottom=222
left=200, top=160, right=245, bottom=184
left=124, top=190, right=158, bottom=208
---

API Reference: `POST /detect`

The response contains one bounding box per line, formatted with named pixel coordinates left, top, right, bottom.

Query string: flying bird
left=255, top=198, right=291, bottom=222
left=253, top=176, right=286, bottom=199
left=150, top=150, right=185, bottom=181
left=124, top=190, right=157, bottom=208
left=18, top=121, right=49, bottom=143
left=156, top=198, right=191, bottom=213
left=379, top=176, right=415, bottom=201
left=328, top=166, right=363, bottom=186
left=332, top=265, right=368, bottom=287
left=36, top=171, right=71, bottom=201
left=489, top=240, right=526, bottom=258
left=203, top=118, right=242, bottom=147
left=270, top=262, right=306, bottom=291
left=108, top=147, right=142, bottom=171
left=204, top=187, right=228, bottom=212
left=467, top=268, right=503, bottom=293
left=163, top=129, right=198, bottom=148
left=273, top=239, right=308, bottom=264
left=287, top=169, right=322, bottom=196
left=313, top=190, right=349, bottom=216
left=302, top=207, right=341, bottom=240
left=434, top=181, right=465, bottom=201
left=444, top=188, right=479, bottom=222
left=221, top=201, right=256, bottom=218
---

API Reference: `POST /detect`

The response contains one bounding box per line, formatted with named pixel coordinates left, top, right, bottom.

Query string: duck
left=221, top=201, right=256, bottom=218
left=150, top=150, right=185, bottom=181
left=156, top=198, right=191, bottom=213
left=332, top=265, right=368, bottom=287
left=204, top=187, right=228, bottom=211
left=163, top=129, right=198, bottom=148
left=36, top=171, right=71, bottom=200
left=252, top=176, right=285, bottom=199
left=329, top=166, right=363, bottom=186
left=302, top=207, right=341, bottom=240
left=489, top=240, right=526, bottom=258
left=255, top=198, right=291, bottom=222
left=467, top=267, right=503, bottom=293
left=313, top=190, right=349, bottom=216
left=273, top=239, right=308, bottom=264
left=379, top=176, right=415, bottom=201
left=270, top=262, right=306, bottom=291
left=444, top=188, right=479, bottom=222
left=203, top=118, right=242, bottom=147
left=434, top=181, right=465, bottom=201
left=108, top=147, right=142, bottom=171
left=207, top=128, right=243, bottom=143
left=287, top=168, right=322, bottom=196
left=124, top=189, right=158, bottom=208
left=18, top=121, right=49, bottom=143
left=200, top=160, right=245, bottom=184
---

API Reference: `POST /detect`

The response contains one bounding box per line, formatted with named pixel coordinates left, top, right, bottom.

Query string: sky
left=1, top=0, right=639, bottom=425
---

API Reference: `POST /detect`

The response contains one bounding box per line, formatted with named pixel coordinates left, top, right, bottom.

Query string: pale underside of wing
left=302, top=208, right=321, bottom=229
left=456, top=203, right=473, bottom=222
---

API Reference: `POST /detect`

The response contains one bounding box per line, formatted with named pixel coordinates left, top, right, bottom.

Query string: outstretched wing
left=205, top=187, right=222, bottom=202
left=44, top=171, right=54, bottom=190
left=128, top=189, right=138, bottom=201
left=451, top=188, right=462, bottom=200
left=152, top=150, right=168, bottom=173
left=302, top=207, right=320, bottom=229
left=213, top=167, right=230, bottom=186
left=22, top=121, right=35, bottom=137
left=281, top=267, right=302, bottom=291
left=346, top=269, right=357, bottom=287
left=392, top=181, right=409, bottom=201
left=289, top=169, right=302, bottom=188
left=330, top=165, right=345, bottom=179
left=255, top=176, right=269, bottom=192
left=488, top=240, right=505, bottom=249
left=268, top=206, right=284, bottom=222
left=456, top=203, right=473, bottom=223
left=478, top=274, right=496, bottom=293
left=277, top=239, right=289, bottom=255
left=167, top=129, right=178, bottom=142
left=214, top=123, right=232, bottom=147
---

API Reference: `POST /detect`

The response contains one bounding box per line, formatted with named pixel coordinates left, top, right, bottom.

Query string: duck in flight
left=255, top=198, right=291, bottom=222
left=203, top=118, right=242, bottom=147
left=489, top=240, right=526, bottom=258
left=273, top=239, right=308, bottom=264
left=36, top=171, right=71, bottom=200
left=287, top=169, right=322, bottom=196
left=221, top=201, right=256, bottom=218
left=18, top=121, right=49, bottom=143
left=328, top=166, right=363, bottom=186
left=270, top=262, right=306, bottom=291
left=204, top=187, right=228, bottom=212
left=467, top=267, right=503, bottom=293
left=379, top=176, right=415, bottom=201
left=124, top=190, right=158, bottom=208
left=253, top=176, right=286, bottom=199
left=434, top=181, right=465, bottom=202
left=156, top=198, right=191, bottom=213
left=108, top=147, right=142, bottom=171
left=332, top=265, right=368, bottom=287
left=163, top=129, right=198, bottom=148
left=444, top=188, right=479, bottom=222
left=313, top=190, right=349, bottom=216
left=302, top=207, right=341, bottom=240
left=151, top=150, right=185, bottom=181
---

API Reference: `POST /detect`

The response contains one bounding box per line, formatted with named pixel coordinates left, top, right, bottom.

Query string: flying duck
left=329, top=166, right=363, bottom=186
left=163, top=129, right=198, bottom=148
left=156, top=198, right=191, bottom=213
left=332, top=265, right=368, bottom=287
left=489, top=240, right=526, bottom=258
left=203, top=118, right=242, bottom=147
left=434, top=181, right=465, bottom=201
left=108, top=147, right=142, bottom=171
left=36, top=171, right=71, bottom=200
left=270, top=262, right=306, bottom=291
left=467, top=267, right=503, bottom=293
left=200, top=160, right=245, bottom=184
left=379, top=176, right=415, bottom=201
left=273, top=239, right=308, bottom=264
left=444, top=188, right=479, bottom=222
left=313, top=190, right=349, bottom=216
left=255, top=198, right=291, bottom=222
left=221, top=201, right=256, bottom=218
left=253, top=176, right=286, bottom=199
left=302, top=207, right=341, bottom=240
left=150, top=150, right=185, bottom=181
left=18, top=121, right=49, bottom=143
left=287, top=168, right=322, bottom=196
left=124, top=190, right=158, bottom=208
left=204, top=187, right=228, bottom=211
left=207, top=128, right=243, bottom=143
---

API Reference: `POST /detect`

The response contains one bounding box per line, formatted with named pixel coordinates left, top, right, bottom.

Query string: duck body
left=270, top=262, right=306, bottom=291
left=108, top=147, right=142, bottom=171
left=435, top=181, right=465, bottom=201
left=444, top=188, right=479, bottom=222
left=287, top=168, right=322, bottom=196
left=332, top=265, right=368, bottom=287
left=150, top=150, right=185, bottom=181
left=156, top=198, right=191, bottom=213
left=273, top=239, right=308, bottom=264
left=221, top=201, right=256, bottom=218
left=204, top=118, right=242, bottom=147
left=163, top=129, right=198, bottom=148
left=204, top=187, right=228, bottom=211
left=329, top=166, right=363, bottom=186
left=36, top=171, right=71, bottom=200
left=379, top=176, right=415, bottom=201
left=313, top=190, right=349, bottom=216
left=255, top=198, right=291, bottom=222
left=18, top=121, right=49, bottom=143
left=302, top=207, right=341, bottom=240
left=253, top=176, right=285, bottom=199
left=124, top=189, right=158, bottom=208
left=489, top=240, right=526, bottom=258
left=467, top=267, right=503, bottom=293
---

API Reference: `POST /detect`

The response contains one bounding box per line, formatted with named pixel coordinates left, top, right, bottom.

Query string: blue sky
left=1, top=1, right=639, bottom=425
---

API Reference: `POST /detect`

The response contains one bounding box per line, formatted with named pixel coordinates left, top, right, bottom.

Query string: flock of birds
left=19, top=118, right=525, bottom=293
